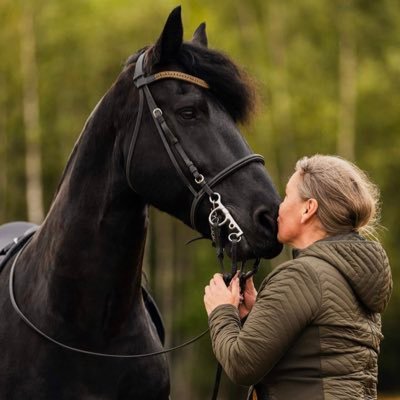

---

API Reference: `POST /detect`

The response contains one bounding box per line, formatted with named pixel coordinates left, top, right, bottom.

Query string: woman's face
left=277, top=171, right=307, bottom=246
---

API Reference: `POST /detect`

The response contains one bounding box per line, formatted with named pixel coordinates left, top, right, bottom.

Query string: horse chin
left=224, top=237, right=283, bottom=262
left=261, top=241, right=284, bottom=259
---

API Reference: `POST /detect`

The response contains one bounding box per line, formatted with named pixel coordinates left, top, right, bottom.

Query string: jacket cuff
left=208, top=304, right=239, bottom=326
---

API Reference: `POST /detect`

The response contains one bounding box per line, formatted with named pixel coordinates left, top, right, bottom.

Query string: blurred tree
left=337, top=0, right=357, bottom=160
left=0, top=64, right=6, bottom=220
left=0, top=0, right=26, bottom=220
left=265, top=0, right=297, bottom=181
left=19, top=0, right=44, bottom=223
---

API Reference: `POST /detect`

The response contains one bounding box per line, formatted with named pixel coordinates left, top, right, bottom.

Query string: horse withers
left=0, top=7, right=282, bottom=399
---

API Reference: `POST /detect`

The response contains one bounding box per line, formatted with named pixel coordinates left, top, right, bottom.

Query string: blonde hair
left=295, top=155, right=381, bottom=239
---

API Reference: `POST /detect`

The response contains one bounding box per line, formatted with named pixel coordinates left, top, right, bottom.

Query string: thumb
left=230, top=276, right=240, bottom=298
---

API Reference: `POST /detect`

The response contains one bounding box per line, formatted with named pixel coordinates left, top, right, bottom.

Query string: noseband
left=126, top=53, right=264, bottom=241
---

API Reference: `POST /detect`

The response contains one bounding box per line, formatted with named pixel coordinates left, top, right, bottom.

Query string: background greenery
left=1, top=0, right=399, bottom=398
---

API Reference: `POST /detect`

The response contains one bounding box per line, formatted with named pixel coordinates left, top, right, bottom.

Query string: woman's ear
left=301, top=198, right=319, bottom=223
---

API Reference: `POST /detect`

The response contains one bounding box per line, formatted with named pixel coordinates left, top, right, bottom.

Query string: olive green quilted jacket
left=208, top=233, right=392, bottom=400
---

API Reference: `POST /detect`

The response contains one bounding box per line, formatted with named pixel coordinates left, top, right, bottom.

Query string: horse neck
left=21, top=97, right=148, bottom=333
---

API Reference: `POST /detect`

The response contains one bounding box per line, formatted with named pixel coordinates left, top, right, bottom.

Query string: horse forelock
left=124, top=43, right=256, bottom=124
left=178, top=43, right=256, bottom=124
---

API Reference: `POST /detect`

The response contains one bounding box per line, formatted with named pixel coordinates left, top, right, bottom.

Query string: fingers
left=246, top=276, right=255, bottom=288
left=244, top=276, right=257, bottom=294
left=208, top=273, right=225, bottom=289
left=204, top=271, right=258, bottom=318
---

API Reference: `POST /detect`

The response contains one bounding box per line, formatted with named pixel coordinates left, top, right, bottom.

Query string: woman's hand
left=204, top=273, right=240, bottom=316
left=236, top=276, right=258, bottom=320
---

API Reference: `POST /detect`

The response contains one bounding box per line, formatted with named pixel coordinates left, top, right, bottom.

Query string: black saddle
left=0, top=221, right=38, bottom=252
left=0, top=221, right=38, bottom=268
left=0, top=221, right=165, bottom=344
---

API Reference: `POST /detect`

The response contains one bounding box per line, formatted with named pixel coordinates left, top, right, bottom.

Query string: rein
left=9, top=238, right=209, bottom=358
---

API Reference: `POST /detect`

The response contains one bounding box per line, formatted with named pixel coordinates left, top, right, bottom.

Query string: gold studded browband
left=133, top=53, right=209, bottom=90
left=152, top=71, right=209, bottom=89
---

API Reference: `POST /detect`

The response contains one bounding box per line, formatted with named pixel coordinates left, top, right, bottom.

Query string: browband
left=133, top=54, right=209, bottom=90
left=154, top=71, right=209, bottom=89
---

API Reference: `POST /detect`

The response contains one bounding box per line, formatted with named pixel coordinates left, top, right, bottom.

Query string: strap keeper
left=167, top=134, right=178, bottom=145
left=188, top=164, right=197, bottom=174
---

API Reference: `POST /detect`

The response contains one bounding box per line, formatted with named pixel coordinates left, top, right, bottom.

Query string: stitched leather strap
left=190, top=154, right=264, bottom=229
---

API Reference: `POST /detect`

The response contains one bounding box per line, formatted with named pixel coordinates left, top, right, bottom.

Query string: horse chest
left=0, top=348, right=170, bottom=399
left=0, top=277, right=169, bottom=399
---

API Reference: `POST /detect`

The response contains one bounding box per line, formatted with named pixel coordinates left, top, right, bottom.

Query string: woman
left=204, top=155, right=392, bottom=400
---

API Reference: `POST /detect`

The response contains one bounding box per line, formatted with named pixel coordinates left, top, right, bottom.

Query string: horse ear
left=192, top=22, right=208, bottom=48
left=151, top=6, right=183, bottom=65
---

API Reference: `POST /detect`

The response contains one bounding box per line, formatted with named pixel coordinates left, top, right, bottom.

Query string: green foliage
left=1, top=0, right=399, bottom=397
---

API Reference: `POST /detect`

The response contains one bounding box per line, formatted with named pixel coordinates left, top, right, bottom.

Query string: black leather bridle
left=126, top=52, right=265, bottom=239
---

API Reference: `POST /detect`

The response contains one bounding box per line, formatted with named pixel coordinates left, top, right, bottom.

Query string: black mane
left=125, top=43, right=256, bottom=123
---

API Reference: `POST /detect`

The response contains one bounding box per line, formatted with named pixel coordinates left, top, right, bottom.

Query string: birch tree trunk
left=19, top=1, right=44, bottom=223
left=337, top=3, right=357, bottom=160
left=265, top=1, right=294, bottom=264
left=266, top=1, right=296, bottom=181
left=233, top=1, right=282, bottom=195
left=0, top=74, right=6, bottom=221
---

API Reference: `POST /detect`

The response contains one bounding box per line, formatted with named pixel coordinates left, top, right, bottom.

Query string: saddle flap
left=0, top=222, right=38, bottom=253
left=0, top=222, right=38, bottom=271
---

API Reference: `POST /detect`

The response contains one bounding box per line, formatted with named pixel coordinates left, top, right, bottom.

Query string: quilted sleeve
left=208, top=261, right=322, bottom=386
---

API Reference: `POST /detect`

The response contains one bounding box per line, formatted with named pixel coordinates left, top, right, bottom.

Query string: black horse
left=0, top=7, right=282, bottom=399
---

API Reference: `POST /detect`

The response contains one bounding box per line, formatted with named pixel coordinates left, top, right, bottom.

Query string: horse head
left=115, top=6, right=282, bottom=261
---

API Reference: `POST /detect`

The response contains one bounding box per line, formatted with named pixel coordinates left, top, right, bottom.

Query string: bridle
left=126, top=52, right=265, bottom=239
left=8, top=53, right=263, bottom=364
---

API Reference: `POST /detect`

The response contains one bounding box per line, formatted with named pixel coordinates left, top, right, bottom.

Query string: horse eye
left=179, top=108, right=196, bottom=120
